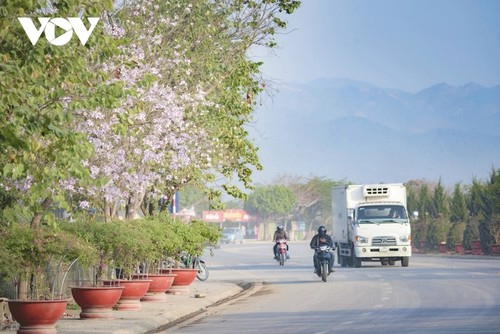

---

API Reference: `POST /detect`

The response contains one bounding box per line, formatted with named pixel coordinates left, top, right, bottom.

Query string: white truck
left=332, top=183, right=411, bottom=267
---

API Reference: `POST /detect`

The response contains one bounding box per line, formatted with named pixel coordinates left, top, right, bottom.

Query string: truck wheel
left=401, top=257, right=409, bottom=267
left=381, top=260, right=388, bottom=266
left=352, top=249, right=361, bottom=268
left=389, top=260, right=395, bottom=265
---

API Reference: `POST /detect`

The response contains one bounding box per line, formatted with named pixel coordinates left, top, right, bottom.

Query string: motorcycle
left=275, top=239, right=289, bottom=266
left=180, top=252, right=209, bottom=281
left=315, top=245, right=334, bottom=282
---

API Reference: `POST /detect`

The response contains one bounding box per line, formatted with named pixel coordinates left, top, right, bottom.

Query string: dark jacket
left=310, top=233, right=333, bottom=249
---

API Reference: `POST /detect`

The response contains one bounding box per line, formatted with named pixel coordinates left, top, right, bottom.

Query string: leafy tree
left=274, top=175, right=343, bottom=236
left=486, top=168, right=500, bottom=244
left=406, top=186, right=418, bottom=219
left=448, top=183, right=467, bottom=245
left=467, top=178, right=492, bottom=252
left=415, top=183, right=432, bottom=243
left=1, top=0, right=124, bottom=299
left=244, top=185, right=296, bottom=239
left=69, top=0, right=301, bottom=219
left=464, top=178, right=484, bottom=248
left=431, top=179, right=449, bottom=219
left=1, top=0, right=122, bottom=227
left=177, top=184, right=210, bottom=216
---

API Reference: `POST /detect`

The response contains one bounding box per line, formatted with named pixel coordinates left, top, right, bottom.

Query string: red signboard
left=202, top=209, right=253, bottom=222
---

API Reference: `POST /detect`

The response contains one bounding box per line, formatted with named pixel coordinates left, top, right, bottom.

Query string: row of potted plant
left=0, top=215, right=221, bottom=333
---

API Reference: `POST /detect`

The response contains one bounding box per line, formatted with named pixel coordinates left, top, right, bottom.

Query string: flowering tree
left=0, top=0, right=125, bottom=299
left=72, top=0, right=301, bottom=219
left=1, top=0, right=301, bottom=223
left=0, top=0, right=123, bottom=226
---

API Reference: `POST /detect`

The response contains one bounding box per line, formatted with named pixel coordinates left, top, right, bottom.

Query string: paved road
left=165, top=240, right=500, bottom=334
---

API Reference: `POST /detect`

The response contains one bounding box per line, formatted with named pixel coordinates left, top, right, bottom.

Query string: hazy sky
left=254, top=0, right=500, bottom=93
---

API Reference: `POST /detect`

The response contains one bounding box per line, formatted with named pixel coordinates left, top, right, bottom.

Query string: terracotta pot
left=471, top=240, right=482, bottom=249
left=438, top=243, right=448, bottom=253
left=471, top=240, right=483, bottom=255
left=70, top=286, right=124, bottom=319
left=454, top=243, right=465, bottom=255
left=102, top=279, right=151, bottom=310
left=132, top=274, right=176, bottom=302
left=160, top=268, right=198, bottom=295
left=490, top=244, right=500, bottom=255
left=8, top=299, right=67, bottom=334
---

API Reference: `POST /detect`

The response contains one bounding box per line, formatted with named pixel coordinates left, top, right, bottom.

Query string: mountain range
left=249, top=78, right=500, bottom=187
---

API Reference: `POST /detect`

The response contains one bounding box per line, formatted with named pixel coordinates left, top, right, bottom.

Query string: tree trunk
left=30, top=197, right=53, bottom=228
left=17, top=278, right=28, bottom=300
left=125, top=188, right=147, bottom=220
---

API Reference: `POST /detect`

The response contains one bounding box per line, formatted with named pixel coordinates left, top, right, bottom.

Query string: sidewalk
left=1, top=280, right=244, bottom=334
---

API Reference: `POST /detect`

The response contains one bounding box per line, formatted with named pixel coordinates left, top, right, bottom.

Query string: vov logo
left=18, top=17, right=100, bottom=46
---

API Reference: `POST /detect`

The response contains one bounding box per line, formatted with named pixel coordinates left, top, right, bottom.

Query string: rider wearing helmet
left=272, top=224, right=290, bottom=259
left=310, top=226, right=335, bottom=274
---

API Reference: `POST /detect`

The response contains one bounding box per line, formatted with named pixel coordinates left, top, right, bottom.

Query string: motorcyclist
left=272, top=224, right=290, bottom=259
left=310, top=226, right=334, bottom=274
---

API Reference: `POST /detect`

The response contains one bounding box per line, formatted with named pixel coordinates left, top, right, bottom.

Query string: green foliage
left=0, top=223, right=98, bottom=299
left=447, top=183, right=468, bottom=245
left=426, top=216, right=451, bottom=246
left=245, top=184, right=296, bottom=220
left=431, top=180, right=449, bottom=218
left=63, top=215, right=221, bottom=279
left=448, top=221, right=466, bottom=245
left=178, top=184, right=210, bottom=214
left=0, top=0, right=125, bottom=226
left=486, top=168, right=500, bottom=244
left=407, top=171, right=500, bottom=251
left=463, top=218, right=480, bottom=250
left=450, top=183, right=468, bottom=223
left=189, top=219, right=222, bottom=255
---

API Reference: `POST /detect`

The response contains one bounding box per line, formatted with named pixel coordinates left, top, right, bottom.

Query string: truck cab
left=333, top=184, right=412, bottom=268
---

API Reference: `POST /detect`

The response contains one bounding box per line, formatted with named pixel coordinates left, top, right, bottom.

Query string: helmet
left=318, top=226, right=327, bottom=235
left=277, top=224, right=283, bottom=231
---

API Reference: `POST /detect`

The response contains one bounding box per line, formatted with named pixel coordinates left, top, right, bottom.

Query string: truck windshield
left=357, top=205, right=407, bottom=221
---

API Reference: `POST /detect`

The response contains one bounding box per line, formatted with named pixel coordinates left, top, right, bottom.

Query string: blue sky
left=254, top=0, right=500, bottom=93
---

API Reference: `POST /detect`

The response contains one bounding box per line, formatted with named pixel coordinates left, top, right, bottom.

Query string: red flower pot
left=160, top=268, right=198, bottom=295
left=454, top=243, right=465, bottom=255
left=490, top=244, right=500, bottom=255
left=471, top=240, right=483, bottom=255
left=71, top=286, right=124, bottom=319
left=102, top=279, right=151, bottom=310
left=8, top=299, right=67, bottom=334
left=132, top=274, right=176, bottom=302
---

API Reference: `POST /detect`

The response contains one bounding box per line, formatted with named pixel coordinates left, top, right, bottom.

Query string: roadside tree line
left=407, top=170, right=500, bottom=254
left=239, top=171, right=500, bottom=253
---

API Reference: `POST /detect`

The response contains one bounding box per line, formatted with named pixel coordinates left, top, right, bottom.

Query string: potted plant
left=97, top=220, right=152, bottom=310
left=0, top=222, right=97, bottom=332
left=489, top=216, right=500, bottom=255
left=160, top=218, right=220, bottom=295
left=449, top=222, right=466, bottom=255
left=65, top=219, right=152, bottom=312
left=131, top=217, right=179, bottom=302
left=61, top=220, right=126, bottom=319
